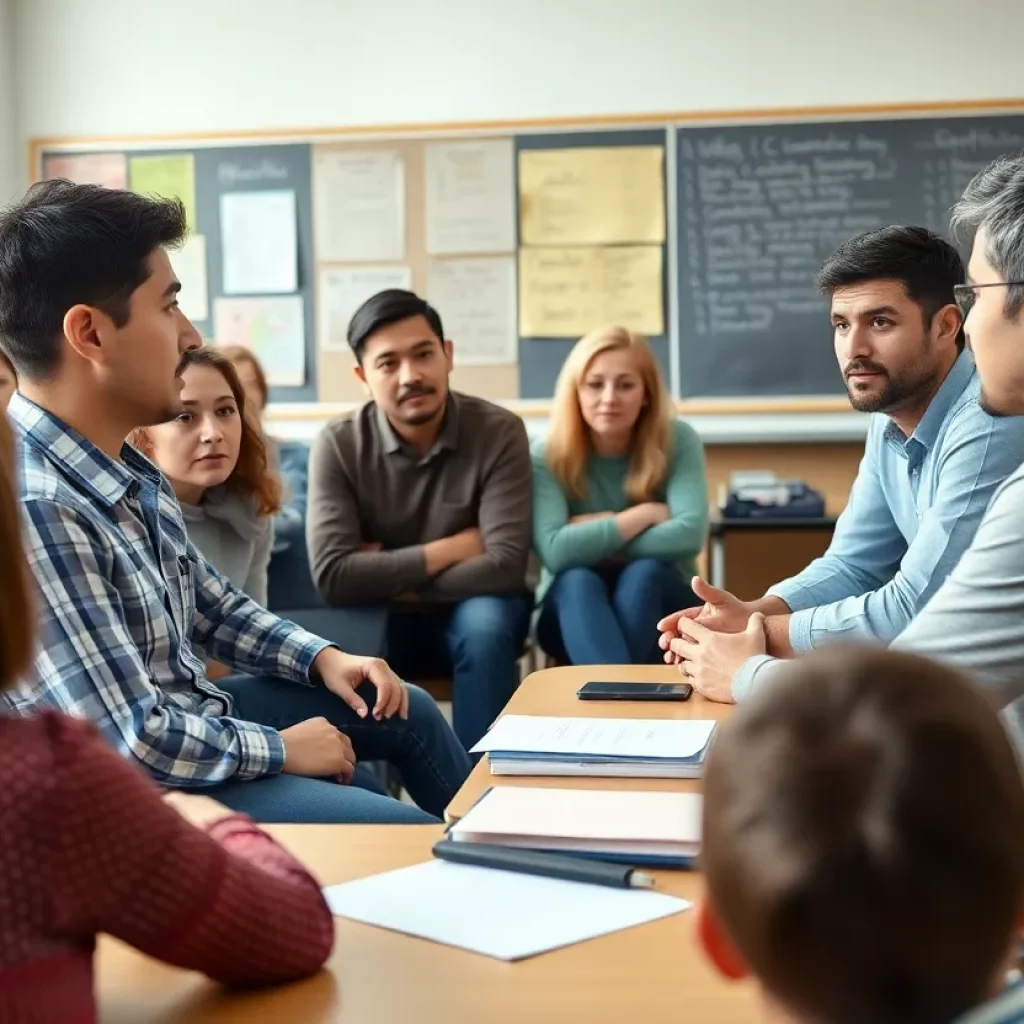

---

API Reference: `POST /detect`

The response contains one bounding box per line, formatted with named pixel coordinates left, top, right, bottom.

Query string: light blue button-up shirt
left=734, top=353, right=1024, bottom=700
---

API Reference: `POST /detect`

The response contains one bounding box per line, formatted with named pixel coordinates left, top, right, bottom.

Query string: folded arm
left=623, top=421, right=709, bottom=561
left=306, top=428, right=432, bottom=604
left=419, top=418, right=532, bottom=598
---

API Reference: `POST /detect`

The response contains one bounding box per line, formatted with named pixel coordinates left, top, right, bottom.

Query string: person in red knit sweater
left=0, top=411, right=336, bottom=1021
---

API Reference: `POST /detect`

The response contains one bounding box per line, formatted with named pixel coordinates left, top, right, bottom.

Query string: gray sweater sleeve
left=892, top=464, right=1024, bottom=713
left=243, top=517, right=273, bottom=608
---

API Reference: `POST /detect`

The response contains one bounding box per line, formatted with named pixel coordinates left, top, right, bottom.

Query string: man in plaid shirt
left=0, top=180, right=471, bottom=823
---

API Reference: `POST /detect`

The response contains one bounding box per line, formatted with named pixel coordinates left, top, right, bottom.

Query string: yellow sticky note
left=519, top=146, right=665, bottom=246
left=519, top=245, right=664, bottom=338
left=129, top=154, right=197, bottom=228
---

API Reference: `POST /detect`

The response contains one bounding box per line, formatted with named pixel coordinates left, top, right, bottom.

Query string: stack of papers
left=450, top=787, right=702, bottom=866
left=470, top=715, right=717, bottom=778
left=324, top=859, right=690, bottom=961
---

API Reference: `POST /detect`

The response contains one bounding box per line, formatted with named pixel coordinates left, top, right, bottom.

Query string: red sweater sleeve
left=37, top=715, right=334, bottom=986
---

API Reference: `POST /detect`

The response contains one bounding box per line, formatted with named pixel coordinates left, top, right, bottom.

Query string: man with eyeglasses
left=658, top=220, right=1024, bottom=711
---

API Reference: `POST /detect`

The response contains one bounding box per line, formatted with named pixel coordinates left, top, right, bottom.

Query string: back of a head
left=818, top=225, right=966, bottom=348
left=0, top=179, right=187, bottom=379
left=951, top=153, right=1024, bottom=320
left=702, top=646, right=1024, bottom=1024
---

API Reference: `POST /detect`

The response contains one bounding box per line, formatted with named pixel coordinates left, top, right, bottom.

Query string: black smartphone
left=576, top=681, right=694, bottom=702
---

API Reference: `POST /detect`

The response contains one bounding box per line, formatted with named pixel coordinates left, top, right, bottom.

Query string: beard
left=844, top=358, right=937, bottom=416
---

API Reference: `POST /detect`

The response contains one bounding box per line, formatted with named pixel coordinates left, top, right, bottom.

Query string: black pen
left=431, top=839, right=657, bottom=890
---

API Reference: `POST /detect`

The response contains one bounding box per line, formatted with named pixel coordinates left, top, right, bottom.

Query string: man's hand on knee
left=313, top=648, right=409, bottom=720
left=280, top=717, right=357, bottom=783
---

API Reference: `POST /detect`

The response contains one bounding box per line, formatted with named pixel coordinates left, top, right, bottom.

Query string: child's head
left=699, top=646, right=1024, bottom=1024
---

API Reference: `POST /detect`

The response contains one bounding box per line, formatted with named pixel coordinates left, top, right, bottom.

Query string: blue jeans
left=385, top=595, right=532, bottom=750
left=204, top=674, right=472, bottom=824
left=537, top=558, right=699, bottom=665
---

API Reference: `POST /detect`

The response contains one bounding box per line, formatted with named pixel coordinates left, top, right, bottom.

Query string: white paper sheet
left=425, top=139, right=516, bottom=255
left=314, top=150, right=405, bottom=262
left=471, top=716, right=717, bottom=760
left=324, top=859, right=689, bottom=961
left=318, top=265, right=413, bottom=352
left=220, top=190, right=298, bottom=295
left=213, top=296, right=305, bottom=387
left=171, top=234, right=209, bottom=323
left=426, top=256, right=516, bottom=364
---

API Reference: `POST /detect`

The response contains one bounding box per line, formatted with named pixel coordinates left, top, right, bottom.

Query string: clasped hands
left=656, top=577, right=767, bottom=703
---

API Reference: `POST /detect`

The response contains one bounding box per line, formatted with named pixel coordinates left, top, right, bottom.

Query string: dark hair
left=951, top=154, right=1024, bottom=321
left=702, top=646, right=1024, bottom=1024
left=218, top=344, right=270, bottom=410
left=347, top=289, right=444, bottom=363
left=0, top=179, right=188, bottom=379
left=130, top=347, right=282, bottom=517
left=818, top=225, right=966, bottom=350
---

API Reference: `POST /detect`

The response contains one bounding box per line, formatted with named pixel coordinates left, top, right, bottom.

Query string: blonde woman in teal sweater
left=532, top=326, right=708, bottom=665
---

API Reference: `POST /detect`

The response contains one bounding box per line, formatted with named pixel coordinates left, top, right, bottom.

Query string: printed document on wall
left=425, top=139, right=515, bottom=254
left=319, top=265, right=413, bottom=352
left=313, top=150, right=405, bottom=262
left=519, top=146, right=665, bottom=246
left=519, top=245, right=663, bottom=337
left=171, top=235, right=209, bottom=324
left=42, top=153, right=127, bottom=190
left=213, top=296, right=305, bottom=387
left=220, top=190, right=298, bottom=295
left=427, top=256, right=517, bottom=364
left=129, top=154, right=197, bottom=229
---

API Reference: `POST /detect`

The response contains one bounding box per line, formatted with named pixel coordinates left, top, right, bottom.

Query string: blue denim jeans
left=204, top=674, right=472, bottom=824
left=385, top=595, right=533, bottom=750
left=537, top=558, right=699, bottom=665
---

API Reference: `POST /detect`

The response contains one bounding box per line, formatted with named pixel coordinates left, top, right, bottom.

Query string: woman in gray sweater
left=132, top=347, right=282, bottom=606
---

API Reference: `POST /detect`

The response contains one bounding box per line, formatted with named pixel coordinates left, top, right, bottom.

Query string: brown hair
left=131, top=348, right=282, bottom=516
left=545, top=326, right=673, bottom=502
left=218, top=344, right=269, bottom=411
left=702, top=646, right=1024, bottom=1024
left=0, top=413, right=35, bottom=691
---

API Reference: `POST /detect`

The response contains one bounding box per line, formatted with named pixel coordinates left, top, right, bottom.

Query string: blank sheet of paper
left=323, top=859, right=690, bottom=961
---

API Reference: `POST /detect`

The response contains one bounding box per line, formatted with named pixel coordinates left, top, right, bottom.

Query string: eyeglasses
left=953, top=282, right=1024, bottom=317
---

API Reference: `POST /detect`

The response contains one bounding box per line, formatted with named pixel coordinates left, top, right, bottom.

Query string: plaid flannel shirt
left=2, top=393, right=331, bottom=786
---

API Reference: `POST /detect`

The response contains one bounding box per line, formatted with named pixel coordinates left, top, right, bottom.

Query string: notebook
left=449, top=787, right=703, bottom=863
left=470, top=715, right=717, bottom=779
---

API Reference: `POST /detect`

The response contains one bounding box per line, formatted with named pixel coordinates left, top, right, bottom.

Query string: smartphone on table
left=576, top=681, right=694, bottom=702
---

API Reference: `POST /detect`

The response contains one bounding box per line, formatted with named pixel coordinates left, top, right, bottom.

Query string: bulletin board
left=29, top=96, right=1024, bottom=410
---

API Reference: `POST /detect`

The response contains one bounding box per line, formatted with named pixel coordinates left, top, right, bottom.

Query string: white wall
left=13, top=0, right=1024, bottom=141
left=0, top=0, right=17, bottom=202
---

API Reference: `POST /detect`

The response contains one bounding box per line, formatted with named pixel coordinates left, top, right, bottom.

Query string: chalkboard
left=515, top=128, right=669, bottom=400
left=675, top=113, right=1024, bottom=397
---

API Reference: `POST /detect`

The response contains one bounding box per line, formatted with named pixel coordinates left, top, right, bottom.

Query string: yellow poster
left=129, top=154, right=197, bottom=228
left=518, top=146, right=665, bottom=246
left=519, top=245, right=664, bottom=338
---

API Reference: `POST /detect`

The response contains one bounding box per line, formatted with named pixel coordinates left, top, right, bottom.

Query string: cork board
left=313, top=137, right=519, bottom=404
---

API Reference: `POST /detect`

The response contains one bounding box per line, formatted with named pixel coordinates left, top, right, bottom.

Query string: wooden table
left=96, top=666, right=753, bottom=1023
left=446, top=663, right=733, bottom=820
left=96, top=823, right=756, bottom=1024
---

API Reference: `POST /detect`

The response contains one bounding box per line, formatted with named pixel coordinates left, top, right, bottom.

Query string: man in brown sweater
left=307, top=290, right=532, bottom=748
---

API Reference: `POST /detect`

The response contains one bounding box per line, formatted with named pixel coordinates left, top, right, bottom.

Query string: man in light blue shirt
left=659, top=225, right=1024, bottom=701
